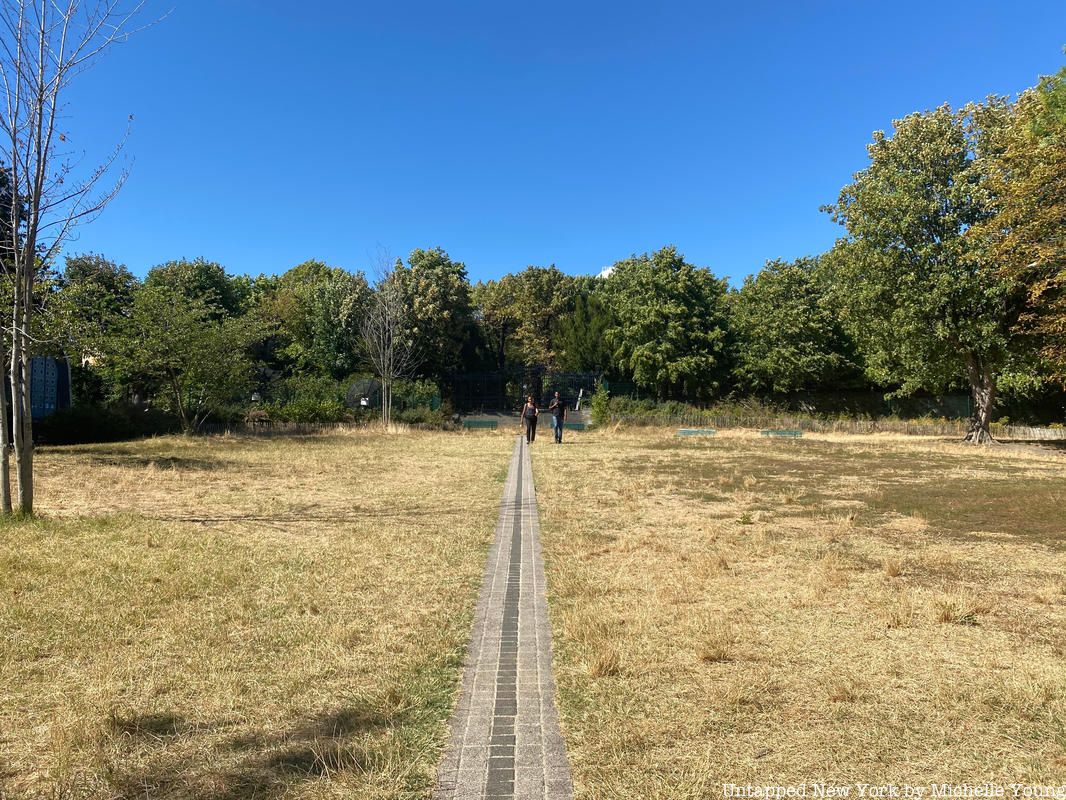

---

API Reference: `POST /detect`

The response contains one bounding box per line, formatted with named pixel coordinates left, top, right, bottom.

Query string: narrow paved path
left=434, top=437, right=574, bottom=799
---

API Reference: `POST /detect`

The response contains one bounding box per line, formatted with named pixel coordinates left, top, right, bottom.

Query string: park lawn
left=534, top=428, right=1066, bottom=798
left=0, top=429, right=512, bottom=800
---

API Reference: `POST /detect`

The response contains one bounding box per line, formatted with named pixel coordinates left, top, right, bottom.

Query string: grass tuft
left=934, top=592, right=992, bottom=625
left=587, top=646, right=623, bottom=678
left=695, top=616, right=736, bottom=663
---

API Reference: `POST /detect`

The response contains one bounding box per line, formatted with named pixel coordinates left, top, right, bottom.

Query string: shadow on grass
left=626, top=437, right=1066, bottom=548
left=87, top=454, right=229, bottom=471
left=108, top=703, right=402, bottom=800
left=109, top=711, right=192, bottom=740
left=1005, top=439, right=1066, bottom=453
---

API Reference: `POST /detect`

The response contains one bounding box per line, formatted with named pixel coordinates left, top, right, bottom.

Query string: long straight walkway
left=434, top=437, right=574, bottom=800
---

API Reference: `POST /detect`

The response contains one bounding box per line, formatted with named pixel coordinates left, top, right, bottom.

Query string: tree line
left=52, top=64, right=1066, bottom=444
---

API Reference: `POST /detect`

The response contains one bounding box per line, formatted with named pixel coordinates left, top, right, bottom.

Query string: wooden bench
left=677, top=428, right=717, bottom=437
left=760, top=429, right=803, bottom=438
left=462, top=419, right=498, bottom=430
left=562, top=422, right=586, bottom=431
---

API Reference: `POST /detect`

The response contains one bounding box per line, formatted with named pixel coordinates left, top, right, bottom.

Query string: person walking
left=521, top=395, right=539, bottom=443
left=548, top=391, right=567, bottom=443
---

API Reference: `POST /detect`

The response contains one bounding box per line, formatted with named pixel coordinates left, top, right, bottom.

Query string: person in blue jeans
left=548, top=391, right=566, bottom=443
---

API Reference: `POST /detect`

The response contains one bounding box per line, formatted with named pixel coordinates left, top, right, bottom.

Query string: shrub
left=261, top=398, right=351, bottom=423
left=269, top=374, right=348, bottom=405
left=590, top=385, right=611, bottom=426
left=393, top=405, right=448, bottom=425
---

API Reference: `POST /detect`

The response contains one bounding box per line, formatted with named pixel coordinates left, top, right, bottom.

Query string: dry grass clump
left=535, top=427, right=1066, bottom=795
left=825, top=673, right=862, bottom=703
left=813, top=551, right=849, bottom=595
left=1, top=430, right=512, bottom=799
left=822, top=511, right=858, bottom=542
left=695, top=616, right=736, bottom=664
left=718, top=667, right=782, bottom=713
left=587, top=646, right=623, bottom=678
left=933, top=591, right=993, bottom=625
left=567, top=608, right=625, bottom=678
left=880, top=588, right=917, bottom=629
left=883, top=556, right=904, bottom=577
left=692, top=550, right=730, bottom=580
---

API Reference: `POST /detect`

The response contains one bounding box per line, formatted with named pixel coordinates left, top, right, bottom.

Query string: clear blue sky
left=62, top=0, right=1065, bottom=285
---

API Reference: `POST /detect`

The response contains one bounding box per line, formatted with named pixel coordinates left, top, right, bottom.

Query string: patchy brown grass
left=0, top=430, right=511, bottom=800
left=534, top=427, right=1066, bottom=797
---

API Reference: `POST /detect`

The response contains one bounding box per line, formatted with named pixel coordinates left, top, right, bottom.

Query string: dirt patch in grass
left=0, top=430, right=512, bottom=800
left=534, top=428, right=1066, bottom=797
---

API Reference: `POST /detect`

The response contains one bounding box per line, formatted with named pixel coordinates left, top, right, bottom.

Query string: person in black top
left=521, top=395, right=538, bottom=443
left=548, top=391, right=566, bottom=443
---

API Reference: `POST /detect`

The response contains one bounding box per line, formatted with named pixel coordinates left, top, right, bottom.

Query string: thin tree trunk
left=963, top=353, right=997, bottom=445
left=0, top=354, right=11, bottom=513
left=388, top=381, right=396, bottom=433
left=10, top=293, right=32, bottom=512
left=10, top=293, right=22, bottom=504
left=16, top=348, right=32, bottom=511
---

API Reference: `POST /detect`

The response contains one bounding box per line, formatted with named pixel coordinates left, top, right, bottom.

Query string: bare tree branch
left=360, top=249, right=419, bottom=430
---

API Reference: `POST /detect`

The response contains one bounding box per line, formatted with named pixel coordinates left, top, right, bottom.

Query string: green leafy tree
left=51, top=253, right=138, bottom=405
left=397, top=247, right=474, bottom=380
left=259, top=260, right=370, bottom=379
left=104, top=285, right=264, bottom=432
left=472, top=278, right=518, bottom=371
left=472, top=266, right=576, bottom=369
left=60, top=253, right=137, bottom=356
left=553, top=289, right=616, bottom=373
left=974, top=68, right=1066, bottom=380
left=144, top=257, right=249, bottom=318
left=599, top=246, right=730, bottom=400
left=730, top=258, right=859, bottom=393
left=824, top=103, right=1029, bottom=443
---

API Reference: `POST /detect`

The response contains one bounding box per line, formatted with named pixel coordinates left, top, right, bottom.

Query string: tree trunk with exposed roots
left=963, top=354, right=998, bottom=445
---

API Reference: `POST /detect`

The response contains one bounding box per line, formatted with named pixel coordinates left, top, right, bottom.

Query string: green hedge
left=259, top=398, right=352, bottom=423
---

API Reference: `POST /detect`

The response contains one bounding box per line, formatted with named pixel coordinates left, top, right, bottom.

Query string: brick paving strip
left=433, top=436, right=574, bottom=799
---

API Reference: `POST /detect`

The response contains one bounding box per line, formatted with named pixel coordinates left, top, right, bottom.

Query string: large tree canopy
left=599, top=246, right=730, bottom=400
left=473, top=266, right=576, bottom=370
left=553, top=289, right=616, bottom=373
left=260, top=260, right=370, bottom=379
left=730, top=258, right=859, bottom=394
left=144, top=257, right=249, bottom=318
left=104, top=284, right=264, bottom=432
left=824, top=103, right=1031, bottom=442
left=975, top=68, right=1066, bottom=381
left=61, top=253, right=137, bottom=357
left=398, top=247, right=474, bottom=379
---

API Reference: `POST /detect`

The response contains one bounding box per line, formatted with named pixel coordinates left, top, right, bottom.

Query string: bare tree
left=360, top=254, right=417, bottom=431
left=0, top=0, right=146, bottom=512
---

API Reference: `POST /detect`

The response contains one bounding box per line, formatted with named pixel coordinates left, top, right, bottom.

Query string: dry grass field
left=533, top=428, right=1066, bottom=798
left=0, top=430, right=512, bottom=800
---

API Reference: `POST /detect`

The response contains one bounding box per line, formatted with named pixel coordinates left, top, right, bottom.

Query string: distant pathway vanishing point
left=434, top=437, right=574, bottom=799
